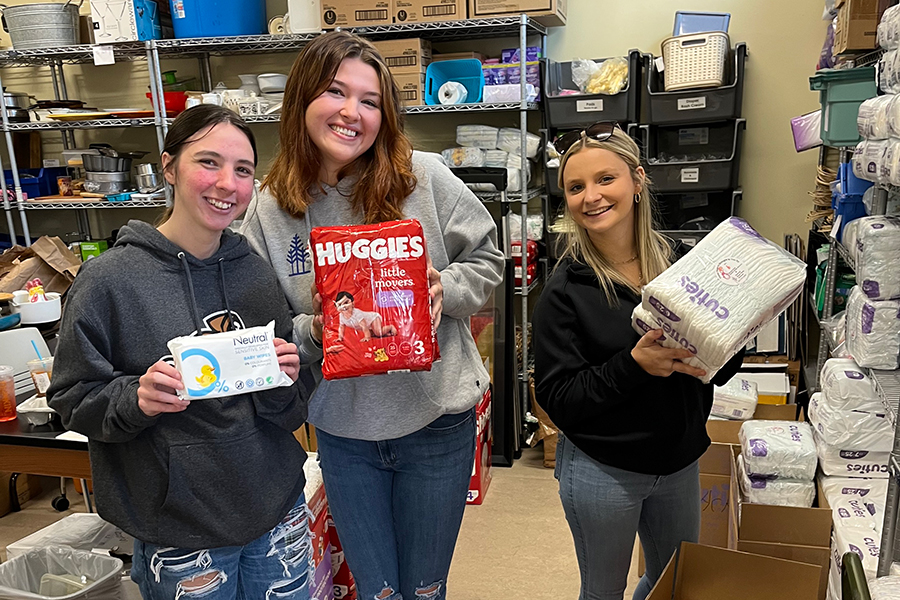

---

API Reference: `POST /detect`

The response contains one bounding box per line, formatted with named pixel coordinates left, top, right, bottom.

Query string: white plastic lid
left=0, top=365, right=13, bottom=378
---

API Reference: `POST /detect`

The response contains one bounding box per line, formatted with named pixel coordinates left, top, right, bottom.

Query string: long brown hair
left=262, top=31, right=416, bottom=223
left=557, top=128, right=672, bottom=304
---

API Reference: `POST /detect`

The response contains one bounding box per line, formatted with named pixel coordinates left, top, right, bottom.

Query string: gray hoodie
left=241, top=151, right=504, bottom=440
left=48, top=221, right=310, bottom=549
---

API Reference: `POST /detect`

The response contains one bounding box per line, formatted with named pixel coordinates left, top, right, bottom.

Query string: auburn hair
left=262, top=31, right=416, bottom=223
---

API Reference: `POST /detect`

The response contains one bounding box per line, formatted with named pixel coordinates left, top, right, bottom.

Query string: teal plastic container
left=809, top=67, right=877, bottom=147
left=169, top=0, right=266, bottom=38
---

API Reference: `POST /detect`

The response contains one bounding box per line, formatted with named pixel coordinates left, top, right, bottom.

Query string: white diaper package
left=737, top=455, right=814, bottom=507
left=497, top=127, right=540, bottom=158
left=483, top=149, right=509, bottom=168
left=441, top=147, right=485, bottom=168
left=819, top=475, right=889, bottom=509
left=858, top=95, right=894, bottom=140
left=834, top=522, right=881, bottom=581
left=832, top=494, right=883, bottom=533
left=739, top=420, right=817, bottom=480
left=808, top=393, right=893, bottom=451
left=456, top=124, right=498, bottom=149
left=711, top=377, right=758, bottom=420
left=821, top=358, right=882, bottom=412
left=846, top=286, right=900, bottom=370
left=633, top=218, right=806, bottom=383
left=871, top=576, right=900, bottom=599
left=854, top=216, right=900, bottom=301
left=167, top=321, right=293, bottom=400
left=815, top=430, right=890, bottom=478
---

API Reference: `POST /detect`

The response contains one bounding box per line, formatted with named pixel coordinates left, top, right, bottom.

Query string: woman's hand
left=631, top=329, right=707, bottom=379
left=274, top=338, right=300, bottom=382
left=137, top=361, right=187, bottom=417
left=427, top=255, right=443, bottom=331
left=310, top=282, right=324, bottom=343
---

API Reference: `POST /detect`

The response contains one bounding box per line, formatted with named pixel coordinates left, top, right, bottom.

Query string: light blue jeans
left=555, top=434, right=700, bottom=600
left=316, top=408, right=476, bottom=600
left=131, top=494, right=311, bottom=600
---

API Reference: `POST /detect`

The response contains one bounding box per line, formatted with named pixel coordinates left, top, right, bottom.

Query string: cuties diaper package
left=167, top=321, right=292, bottom=399
left=310, top=219, right=438, bottom=380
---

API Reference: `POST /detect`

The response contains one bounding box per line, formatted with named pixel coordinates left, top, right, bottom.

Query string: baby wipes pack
left=808, top=392, right=893, bottom=452
left=846, top=285, right=900, bottom=370
left=633, top=218, right=806, bottom=383
left=711, top=376, right=758, bottom=420
left=167, top=321, right=292, bottom=399
left=737, top=454, right=815, bottom=508
left=821, top=358, right=882, bottom=412
left=739, top=420, right=817, bottom=480
left=310, top=219, right=438, bottom=380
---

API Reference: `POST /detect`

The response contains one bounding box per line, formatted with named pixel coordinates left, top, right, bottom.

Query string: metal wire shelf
left=405, top=102, right=539, bottom=114
left=516, top=275, right=542, bottom=296
left=475, top=187, right=543, bottom=203
left=0, top=17, right=546, bottom=65
left=21, top=198, right=167, bottom=210
left=872, top=369, right=900, bottom=427
left=4, top=118, right=160, bottom=131
left=835, top=238, right=857, bottom=271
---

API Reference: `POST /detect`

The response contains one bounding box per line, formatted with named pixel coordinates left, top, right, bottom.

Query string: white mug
left=201, top=93, right=223, bottom=106
left=185, top=96, right=201, bottom=109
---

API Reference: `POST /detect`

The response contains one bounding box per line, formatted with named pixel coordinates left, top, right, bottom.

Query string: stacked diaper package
left=631, top=217, right=806, bottom=383
left=710, top=376, right=759, bottom=420
left=871, top=576, right=900, bottom=600
left=441, top=125, right=540, bottom=192
left=738, top=420, right=817, bottom=508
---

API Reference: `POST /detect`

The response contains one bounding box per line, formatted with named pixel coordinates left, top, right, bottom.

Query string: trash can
left=0, top=546, right=123, bottom=599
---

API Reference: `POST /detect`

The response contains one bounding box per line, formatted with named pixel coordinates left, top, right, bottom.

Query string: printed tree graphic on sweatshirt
left=287, top=234, right=310, bottom=276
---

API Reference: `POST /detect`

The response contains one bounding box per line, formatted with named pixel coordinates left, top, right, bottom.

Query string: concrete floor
left=0, top=446, right=641, bottom=599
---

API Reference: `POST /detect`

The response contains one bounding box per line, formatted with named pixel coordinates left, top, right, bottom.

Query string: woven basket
left=661, top=32, right=729, bottom=92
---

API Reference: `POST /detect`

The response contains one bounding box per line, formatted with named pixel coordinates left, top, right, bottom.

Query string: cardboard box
left=80, top=240, right=108, bottom=262
left=433, top=51, right=486, bottom=62
left=727, top=447, right=832, bottom=600
left=393, top=71, right=426, bottom=107
left=322, top=0, right=391, bottom=28
left=90, top=0, right=163, bottom=43
left=646, top=542, right=821, bottom=600
left=705, top=403, right=799, bottom=445
left=373, top=38, right=432, bottom=75
left=737, top=372, right=790, bottom=405
left=0, top=473, right=40, bottom=517
left=742, top=355, right=801, bottom=388
left=394, top=0, right=464, bottom=23
left=467, top=388, right=492, bottom=504
left=833, top=0, right=877, bottom=54
left=698, top=442, right=733, bottom=548
left=468, top=0, right=566, bottom=27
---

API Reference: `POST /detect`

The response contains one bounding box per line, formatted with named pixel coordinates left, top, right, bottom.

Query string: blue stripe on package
left=167, top=320, right=292, bottom=399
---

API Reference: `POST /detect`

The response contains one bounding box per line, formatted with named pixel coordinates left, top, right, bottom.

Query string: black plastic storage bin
left=543, top=50, right=641, bottom=128
left=643, top=42, right=747, bottom=125
left=654, top=189, right=741, bottom=232
left=637, top=119, right=746, bottom=193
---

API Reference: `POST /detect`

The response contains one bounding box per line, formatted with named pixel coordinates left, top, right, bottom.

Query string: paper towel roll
left=439, top=81, right=468, bottom=105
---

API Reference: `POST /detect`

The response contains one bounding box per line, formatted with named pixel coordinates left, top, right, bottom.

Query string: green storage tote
left=809, top=67, right=877, bottom=147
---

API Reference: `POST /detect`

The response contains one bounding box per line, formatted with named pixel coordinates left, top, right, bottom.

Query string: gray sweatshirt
left=241, top=151, right=504, bottom=440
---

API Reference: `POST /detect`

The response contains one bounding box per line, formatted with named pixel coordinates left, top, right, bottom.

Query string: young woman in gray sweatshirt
left=240, top=32, right=504, bottom=600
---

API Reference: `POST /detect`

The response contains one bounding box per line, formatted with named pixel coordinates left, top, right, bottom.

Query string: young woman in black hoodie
left=533, top=124, right=744, bottom=600
left=49, top=106, right=312, bottom=600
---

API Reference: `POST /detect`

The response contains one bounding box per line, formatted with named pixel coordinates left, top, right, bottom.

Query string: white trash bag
left=0, top=546, right=123, bottom=599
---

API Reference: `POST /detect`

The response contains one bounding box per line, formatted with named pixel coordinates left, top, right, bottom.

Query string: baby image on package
left=310, top=219, right=439, bottom=380
left=167, top=320, right=293, bottom=399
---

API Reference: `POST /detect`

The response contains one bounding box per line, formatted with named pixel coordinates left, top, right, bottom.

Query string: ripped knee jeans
left=131, top=494, right=312, bottom=600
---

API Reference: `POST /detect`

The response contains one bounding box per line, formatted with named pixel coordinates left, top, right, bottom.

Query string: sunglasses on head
left=552, top=121, right=620, bottom=156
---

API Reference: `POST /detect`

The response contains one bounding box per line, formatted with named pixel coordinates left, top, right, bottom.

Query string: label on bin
left=576, top=99, right=604, bottom=113
left=678, top=128, right=709, bottom=145
left=678, top=96, right=707, bottom=111
left=681, top=168, right=700, bottom=183
left=92, top=45, right=115, bottom=66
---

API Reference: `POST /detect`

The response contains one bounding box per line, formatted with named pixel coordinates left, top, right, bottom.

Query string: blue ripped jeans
left=316, top=408, right=476, bottom=600
left=131, top=494, right=311, bottom=600
left=555, top=434, right=700, bottom=600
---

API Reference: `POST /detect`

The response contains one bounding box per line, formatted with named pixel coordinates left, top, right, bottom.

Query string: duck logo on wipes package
left=310, top=219, right=438, bottom=380
left=167, top=320, right=292, bottom=399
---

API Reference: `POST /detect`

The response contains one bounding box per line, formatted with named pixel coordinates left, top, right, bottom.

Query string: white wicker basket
left=661, top=32, right=730, bottom=92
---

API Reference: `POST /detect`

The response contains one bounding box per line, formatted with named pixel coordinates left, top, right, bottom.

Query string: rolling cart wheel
left=51, top=495, right=69, bottom=512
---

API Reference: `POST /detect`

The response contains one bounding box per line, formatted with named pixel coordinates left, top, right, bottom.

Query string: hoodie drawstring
left=178, top=251, right=205, bottom=333
left=218, top=258, right=235, bottom=331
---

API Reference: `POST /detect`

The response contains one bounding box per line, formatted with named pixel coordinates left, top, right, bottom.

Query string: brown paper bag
left=529, top=379, right=559, bottom=468
left=0, top=236, right=80, bottom=295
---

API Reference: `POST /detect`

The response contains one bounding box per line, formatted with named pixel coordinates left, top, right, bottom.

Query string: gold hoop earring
left=634, top=193, right=640, bottom=204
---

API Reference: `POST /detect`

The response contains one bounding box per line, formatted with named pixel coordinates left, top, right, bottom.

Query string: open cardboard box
left=728, top=446, right=832, bottom=600
left=646, top=542, right=821, bottom=600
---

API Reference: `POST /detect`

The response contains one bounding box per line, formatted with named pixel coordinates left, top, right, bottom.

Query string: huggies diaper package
left=167, top=321, right=293, bottom=399
left=310, top=219, right=438, bottom=380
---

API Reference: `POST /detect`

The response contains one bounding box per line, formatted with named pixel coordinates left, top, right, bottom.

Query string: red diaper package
left=310, top=219, right=439, bottom=380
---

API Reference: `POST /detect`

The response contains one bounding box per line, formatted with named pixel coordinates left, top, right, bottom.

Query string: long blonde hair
left=556, top=128, right=672, bottom=304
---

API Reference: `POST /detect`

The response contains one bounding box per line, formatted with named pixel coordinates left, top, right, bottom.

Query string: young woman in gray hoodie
left=49, top=106, right=313, bottom=600
left=240, top=32, right=504, bottom=600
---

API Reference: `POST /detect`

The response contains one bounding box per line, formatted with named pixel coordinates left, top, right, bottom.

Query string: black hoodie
left=49, top=220, right=310, bottom=549
left=533, top=251, right=745, bottom=476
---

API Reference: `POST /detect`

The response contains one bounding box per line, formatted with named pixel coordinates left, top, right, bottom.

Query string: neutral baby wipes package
left=737, top=454, right=814, bottom=508
left=167, top=321, right=292, bottom=399
left=808, top=392, right=894, bottom=452
left=739, top=420, right=817, bottom=480
left=846, top=285, right=900, bottom=370
left=821, top=358, right=882, bottom=412
left=710, top=377, right=758, bottom=420
left=632, top=218, right=806, bottom=383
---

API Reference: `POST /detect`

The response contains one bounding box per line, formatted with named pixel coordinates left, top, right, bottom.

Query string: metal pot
left=4, top=90, right=33, bottom=110
left=3, top=106, right=29, bottom=122
left=84, top=170, right=130, bottom=194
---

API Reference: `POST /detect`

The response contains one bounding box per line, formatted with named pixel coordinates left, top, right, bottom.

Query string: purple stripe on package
left=377, top=290, right=414, bottom=308
left=862, top=280, right=881, bottom=299
left=749, top=438, right=768, bottom=457
left=846, top=371, right=864, bottom=380
left=727, top=217, right=765, bottom=240
left=861, top=303, right=875, bottom=334
left=750, top=479, right=768, bottom=489
left=648, top=296, right=681, bottom=322
left=840, top=450, right=870, bottom=459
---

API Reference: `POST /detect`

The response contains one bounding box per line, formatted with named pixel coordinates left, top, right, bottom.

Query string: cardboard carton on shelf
left=468, top=0, right=566, bottom=27
left=646, top=542, right=821, bottom=600
left=321, top=0, right=391, bottom=28
left=393, top=71, right=426, bottom=107
left=373, top=38, right=432, bottom=75
left=833, top=0, right=877, bottom=54
left=394, top=0, right=465, bottom=23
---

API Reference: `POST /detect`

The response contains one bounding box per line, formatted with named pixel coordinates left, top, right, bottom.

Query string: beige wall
left=0, top=0, right=828, bottom=244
